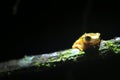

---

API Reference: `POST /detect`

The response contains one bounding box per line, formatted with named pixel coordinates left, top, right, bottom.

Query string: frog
left=72, top=33, right=100, bottom=51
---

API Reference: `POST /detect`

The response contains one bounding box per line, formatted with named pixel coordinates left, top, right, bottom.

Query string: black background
left=1, top=0, right=120, bottom=79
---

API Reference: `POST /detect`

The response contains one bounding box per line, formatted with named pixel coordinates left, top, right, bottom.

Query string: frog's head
left=83, top=33, right=100, bottom=45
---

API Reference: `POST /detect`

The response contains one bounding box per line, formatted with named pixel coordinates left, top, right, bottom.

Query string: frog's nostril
left=85, top=36, right=91, bottom=42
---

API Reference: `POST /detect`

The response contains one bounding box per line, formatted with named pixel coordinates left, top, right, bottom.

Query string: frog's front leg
left=72, top=40, right=84, bottom=51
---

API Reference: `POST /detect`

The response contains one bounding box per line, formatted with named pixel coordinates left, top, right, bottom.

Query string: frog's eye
left=85, top=36, right=91, bottom=42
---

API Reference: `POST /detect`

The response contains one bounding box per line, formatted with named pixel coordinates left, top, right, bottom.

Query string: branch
left=99, top=37, right=120, bottom=55
left=0, top=37, right=120, bottom=77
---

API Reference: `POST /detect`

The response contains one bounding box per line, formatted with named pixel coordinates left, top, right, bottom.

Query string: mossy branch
left=0, top=37, right=120, bottom=77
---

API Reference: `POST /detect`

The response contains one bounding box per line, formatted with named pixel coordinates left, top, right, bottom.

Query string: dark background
left=1, top=0, right=120, bottom=79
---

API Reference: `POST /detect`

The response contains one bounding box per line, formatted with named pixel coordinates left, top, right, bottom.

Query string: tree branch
left=0, top=37, right=120, bottom=77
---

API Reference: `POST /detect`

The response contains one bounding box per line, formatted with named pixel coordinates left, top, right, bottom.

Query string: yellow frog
left=72, top=33, right=100, bottom=51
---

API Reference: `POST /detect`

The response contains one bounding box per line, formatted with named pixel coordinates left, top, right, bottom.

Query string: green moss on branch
left=99, top=37, right=120, bottom=55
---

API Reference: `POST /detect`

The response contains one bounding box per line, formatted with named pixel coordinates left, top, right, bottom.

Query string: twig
left=12, top=0, right=21, bottom=15
left=0, top=37, right=120, bottom=77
